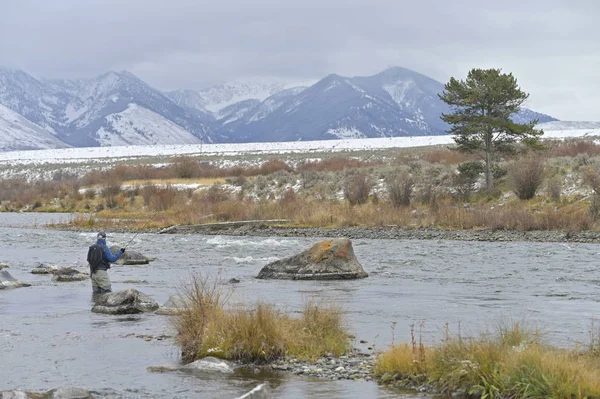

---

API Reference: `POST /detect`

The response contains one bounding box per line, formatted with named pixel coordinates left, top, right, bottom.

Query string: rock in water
left=0, top=270, right=30, bottom=289
left=31, top=263, right=60, bottom=274
left=0, top=263, right=8, bottom=270
left=51, top=268, right=89, bottom=282
left=0, top=387, right=93, bottom=398
left=110, top=246, right=151, bottom=265
left=257, top=238, right=368, bottom=280
left=155, top=294, right=189, bottom=315
left=91, top=288, right=159, bottom=314
left=181, top=357, right=235, bottom=374
left=148, top=357, right=235, bottom=374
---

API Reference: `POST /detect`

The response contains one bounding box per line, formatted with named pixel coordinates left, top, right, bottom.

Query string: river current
left=1, top=213, right=599, bottom=398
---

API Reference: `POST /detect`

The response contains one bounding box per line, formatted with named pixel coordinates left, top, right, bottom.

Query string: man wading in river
left=87, top=232, right=124, bottom=294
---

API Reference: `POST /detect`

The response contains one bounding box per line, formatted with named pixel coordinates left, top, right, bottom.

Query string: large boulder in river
left=155, top=294, right=190, bottom=315
left=110, top=246, right=151, bottom=265
left=257, top=238, right=368, bottom=280
left=0, top=270, right=31, bottom=289
left=91, top=288, right=159, bottom=314
left=51, top=268, right=89, bottom=282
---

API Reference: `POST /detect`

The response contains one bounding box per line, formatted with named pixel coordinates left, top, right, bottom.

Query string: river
left=1, top=213, right=599, bottom=398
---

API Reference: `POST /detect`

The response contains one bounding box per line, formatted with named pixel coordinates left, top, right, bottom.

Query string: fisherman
left=87, top=231, right=125, bottom=294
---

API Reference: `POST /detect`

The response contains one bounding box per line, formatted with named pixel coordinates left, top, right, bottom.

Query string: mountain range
left=0, top=66, right=557, bottom=151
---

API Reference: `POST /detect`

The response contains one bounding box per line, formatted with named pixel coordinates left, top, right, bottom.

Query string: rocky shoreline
left=266, top=349, right=376, bottom=382
left=166, top=224, right=600, bottom=243
left=58, top=223, right=600, bottom=243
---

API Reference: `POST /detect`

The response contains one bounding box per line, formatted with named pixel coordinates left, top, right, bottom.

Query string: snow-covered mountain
left=0, top=68, right=212, bottom=148
left=0, top=66, right=560, bottom=151
left=213, top=66, right=558, bottom=142
left=0, top=104, right=68, bottom=151
left=167, top=79, right=314, bottom=115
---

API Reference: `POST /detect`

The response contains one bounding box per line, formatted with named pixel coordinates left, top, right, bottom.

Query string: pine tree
left=439, top=68, right=543, bottom=193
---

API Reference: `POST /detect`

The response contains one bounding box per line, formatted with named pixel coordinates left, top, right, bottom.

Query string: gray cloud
left=1, top=0, right=598, bottom=120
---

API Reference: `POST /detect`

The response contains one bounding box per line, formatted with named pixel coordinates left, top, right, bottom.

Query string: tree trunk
left=485, top=130, right=493, bottom=193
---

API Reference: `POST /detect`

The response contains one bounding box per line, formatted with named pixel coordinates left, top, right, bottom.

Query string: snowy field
left=0, top=123, right=599, bottom=167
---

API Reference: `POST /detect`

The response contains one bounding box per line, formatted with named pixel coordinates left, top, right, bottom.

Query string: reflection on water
left=1, top=213, right=600, bottom=398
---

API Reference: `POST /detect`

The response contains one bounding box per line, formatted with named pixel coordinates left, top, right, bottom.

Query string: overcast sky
left=1, top=0, right=598, bottom=120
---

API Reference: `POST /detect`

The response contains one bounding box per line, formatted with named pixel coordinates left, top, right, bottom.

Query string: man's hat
left=97, top=231, right=106, bottom=239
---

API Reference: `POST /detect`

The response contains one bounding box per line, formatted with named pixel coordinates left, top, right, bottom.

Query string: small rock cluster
left=268, top=351, right=375, bottom=381
left=0, top=387, right=93, bottom=398
left=0, top=270, right=30, bottom=289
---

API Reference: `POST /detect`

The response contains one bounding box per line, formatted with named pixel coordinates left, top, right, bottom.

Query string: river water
left=1, top=213, right=599, bottom=398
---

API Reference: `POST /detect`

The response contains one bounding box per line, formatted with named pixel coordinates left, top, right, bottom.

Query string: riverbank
left=49, top=222, right=600, bottom=243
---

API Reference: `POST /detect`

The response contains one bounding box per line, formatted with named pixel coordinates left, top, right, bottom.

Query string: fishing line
left=123, top=209, right=161, bottom=250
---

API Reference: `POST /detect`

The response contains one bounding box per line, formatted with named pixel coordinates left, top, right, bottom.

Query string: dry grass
left=4, top=150, right=600, bottom=233
left=172, top=272, right=350, bottom=364
left=376, top=321, right=600, bottom=398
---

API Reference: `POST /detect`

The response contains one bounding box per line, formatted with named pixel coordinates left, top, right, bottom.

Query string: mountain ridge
left=0, top=66, right=559, bottom=151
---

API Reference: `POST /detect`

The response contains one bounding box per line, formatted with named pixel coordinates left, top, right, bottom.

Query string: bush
left=386, top=174, right=414, bottom=207
left=583, top=167, right=600, bottom=195
left=546, top=175, right=562, bottom=201
left=590, top=194, right=600, bottom=221
left=509, top=156, right=545, bottom=200
left=452, top=161, right=484, bottom=200
left=141, top=184, right=180, bottom=211
left=172, top=156, right=200, bottom=179
left=343, top=173, right=373, bottom=205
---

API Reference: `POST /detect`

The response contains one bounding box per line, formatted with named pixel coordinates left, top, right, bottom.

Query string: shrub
left=452, top=161, right=484, bottom=200
left=172, top=156, right=200, bottom=179
left=546, top=175, right=562, bottom=201
left=583, top=167, right=600, bottom=195
left=590, top=194, right=600, bottom=221
left=203, top=184, right=231, bottom=203
left=422, top=149, right=474, bottom=164
left=343, top=173, right=373, bottom=205
left=141, top=184, right=180, bottom=211
left=259, top=160, right=293, bottom=175
left=298, top=156, right=378, bottom=172
left=386, top=174, right=414, bottom=207
left=101, top=180, right=122, bottom=198
left=509, top=156, right=545, bottom=200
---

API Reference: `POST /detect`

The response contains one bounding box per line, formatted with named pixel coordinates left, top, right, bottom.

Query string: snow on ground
left=0, top=104, right=68, bottom=151
left=0, top=125, right=598, bottom=167
left=97, top=104, right=202, bottom=146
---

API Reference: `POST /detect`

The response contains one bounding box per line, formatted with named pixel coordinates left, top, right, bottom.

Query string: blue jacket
left=96, top=238, right=123, bottom=270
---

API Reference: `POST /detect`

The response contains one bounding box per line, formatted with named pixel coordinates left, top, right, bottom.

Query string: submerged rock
left=0, top=263, right=8, bottom=270
left=51, top=268, right=89, bottom=282
left=91, top=288, right=159, bottom=314
left=147, top=356, right=235, bottom=374
left=30, top=263, right=61, bottom=274
left=0, top=387, right=92, bottom=398
left=236, top=383, right=271, bottom=399
left=155, top=294, right=189, bottom=315
left=257, top=238, right=368, bottom=280
left=110, top=246, right=151, bottom=265
left=0, top=270, right=30, bottom=289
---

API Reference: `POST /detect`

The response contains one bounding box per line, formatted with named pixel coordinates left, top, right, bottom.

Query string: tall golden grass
left=172, top=272, right=350, bottom=364
left=376, top=321, right=600, bottom=398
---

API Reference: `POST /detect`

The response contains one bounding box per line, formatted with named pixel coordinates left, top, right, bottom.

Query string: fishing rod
left=122, top=209, right=161, bottom=250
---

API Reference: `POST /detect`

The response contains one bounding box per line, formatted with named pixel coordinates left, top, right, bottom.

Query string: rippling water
left=1, top=213, right=600, bottom=398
